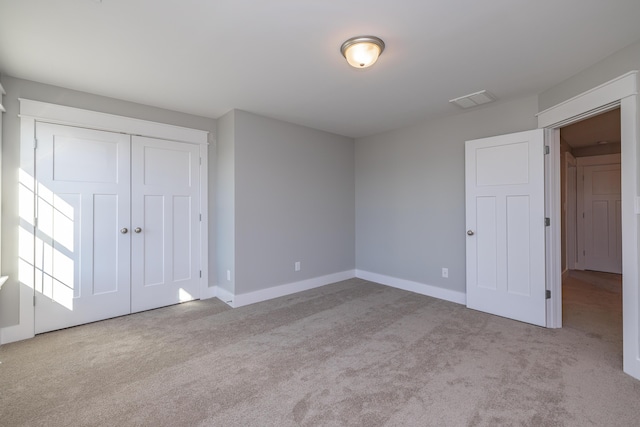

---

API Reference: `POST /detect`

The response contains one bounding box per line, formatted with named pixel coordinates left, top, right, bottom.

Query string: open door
left=465, top=129, right=546, bottom=326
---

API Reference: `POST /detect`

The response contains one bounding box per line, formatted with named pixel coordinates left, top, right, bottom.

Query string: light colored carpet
left=1, top=276, right=639, bottom=426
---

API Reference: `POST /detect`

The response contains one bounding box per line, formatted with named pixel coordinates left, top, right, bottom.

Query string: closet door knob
left=467, top=230, right=475, bottom=236
left=134, top=227, right=142, bottom=233
left=120, top=228, right=129, bottom=234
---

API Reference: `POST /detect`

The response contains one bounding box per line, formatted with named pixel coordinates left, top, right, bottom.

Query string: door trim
left=544, top=128, right=562, bottom=329
left=538, top=71, right=640, bottom=380
left=0, top=100, right=210, bottom=344
left=19, top=99, right=208, bottom=145
left=537, top=71, right=637, bottom=128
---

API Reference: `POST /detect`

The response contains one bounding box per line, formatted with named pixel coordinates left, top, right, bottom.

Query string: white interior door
left=34, top=123, right=131, bottom=333
left=583, top=163, right=622, bottom=274
left=566, top=153, right=578, bottom=270
left=130, top=136, right=201, bottom=312
left=465, top=129, right=546, bottom=326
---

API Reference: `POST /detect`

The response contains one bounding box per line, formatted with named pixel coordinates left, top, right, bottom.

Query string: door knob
left=134, top=227, right=142, bottom=233
left=120, top=228, right=128, bottom=234
left=467, top=230, right=475, bottom=236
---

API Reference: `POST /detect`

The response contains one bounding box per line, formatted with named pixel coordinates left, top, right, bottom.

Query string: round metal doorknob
left=120, top=228, right=128, bottom=234
left=134, top=227, right=142, bottom=233
left=467, top=230, right=475, bottom=236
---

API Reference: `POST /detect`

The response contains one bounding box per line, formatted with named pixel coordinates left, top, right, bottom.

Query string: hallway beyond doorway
left=563, top=270, right=622, bottom=360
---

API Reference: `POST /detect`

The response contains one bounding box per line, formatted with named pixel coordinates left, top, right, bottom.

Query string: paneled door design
left=130, top=136, right=201, bottom=312
left=583, top=163, right=622, bottom=274
left=34, top=125, right=202, bottom=333
left=465, top=129, right=546, bottom=326
left=34, top=123, right=131, bottom=333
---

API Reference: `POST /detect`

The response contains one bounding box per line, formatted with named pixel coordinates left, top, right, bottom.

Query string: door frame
left=538, top=71, right=639, bottom=379
left=0, top=99, right=210, bottom=344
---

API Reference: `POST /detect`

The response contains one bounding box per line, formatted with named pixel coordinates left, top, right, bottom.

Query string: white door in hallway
left=583, top=163, right=622, bottom=274
left=34, top=123, right=131, bottom=333
left=130, top=136, right=201, bottom=312
left=465, top=129, right=546, bottom=326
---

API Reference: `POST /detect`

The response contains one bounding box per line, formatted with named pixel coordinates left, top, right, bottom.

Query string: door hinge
left=199, top=270, right=202, bottom=278
left=544, top=146, right=550, bottom=155
left=199, top=213, right=202, bottom=221
left=545, top=217, right=550, bottom=227
left=33, top=138, right=38, bottom=149
left=546, top=290, right=551, bottom=299
left=199, top=157, right=202, bottom=165
left=33, top=295, right=36, bottom=306
left=34, top=217, right=38, bottom=228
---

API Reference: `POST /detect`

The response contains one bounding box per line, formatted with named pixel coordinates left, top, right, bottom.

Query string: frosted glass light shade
left=340, top=36, right=385, bottom=68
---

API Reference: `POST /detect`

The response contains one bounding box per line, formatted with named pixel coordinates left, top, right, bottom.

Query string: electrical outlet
left=295, top=261, right=301, bottom=272
left=226, top=270, right=231, bottom=281
left=442, top=268, right=449, bottom=278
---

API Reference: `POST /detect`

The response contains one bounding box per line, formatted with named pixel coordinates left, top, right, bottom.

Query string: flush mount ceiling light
left=340, top=36, right=385, bottom=68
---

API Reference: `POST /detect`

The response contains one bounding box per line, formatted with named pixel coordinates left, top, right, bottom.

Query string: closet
left=22, top=101, right=208, bottom=334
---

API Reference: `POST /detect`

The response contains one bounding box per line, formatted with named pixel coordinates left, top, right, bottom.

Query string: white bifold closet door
left=34, top=123, right=201, bottom=334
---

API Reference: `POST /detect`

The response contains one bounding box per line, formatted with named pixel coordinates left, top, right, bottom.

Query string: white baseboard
left=1, top=269, right=465, bottom=345
left=215, top=286, right=235, bottom=307
left=230, top=270, right=356, bottom=308
left=0, top=282, right=36, bottom=345
left=0, top=323, right=34, bottom=345
left=201, top=284, right=217, bottom=300
left=355, top=270, right=466, bottom=305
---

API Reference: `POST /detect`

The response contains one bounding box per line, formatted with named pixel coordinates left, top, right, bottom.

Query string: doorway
left=538, top=70, right=639, bottom=380
left=559, top=109, right=622, bottom=347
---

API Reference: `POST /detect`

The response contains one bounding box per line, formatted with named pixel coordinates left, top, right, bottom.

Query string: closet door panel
left=34, top=123, right=131, bottom=334
left=131, top=136, right=200, bottom=312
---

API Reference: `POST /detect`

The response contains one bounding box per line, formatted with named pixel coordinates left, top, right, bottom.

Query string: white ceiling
left=1, top=0, right=640, bottom=138
left=561, top=108, right=621, bottom=148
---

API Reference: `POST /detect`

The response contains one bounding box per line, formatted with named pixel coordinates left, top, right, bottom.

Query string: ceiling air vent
left=449, top=90, right=496, bottom=109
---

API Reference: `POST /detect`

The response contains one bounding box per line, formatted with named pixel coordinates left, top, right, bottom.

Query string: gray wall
left=3, top=35, right=635, bottom=328
left=233, top=110, right=355, bottom=295
left=539, top=39, right=640, bottom=111
left=216, top=111, right=235, bottom=294
left=0, top=75, right=217, bottom=327
left=355, top=96, right=539, bottom=293
left=540, top=38, right=638, bottom=290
